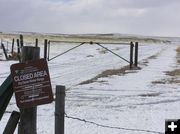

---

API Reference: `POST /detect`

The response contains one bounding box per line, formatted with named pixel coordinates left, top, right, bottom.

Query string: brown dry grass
left=80, top=46, right=180, bottom=85
left=176, top=47, right=180, bottom=64
left=79, top=65, right=139, bottom=85
left=166, top=69, right=180, bottom=76
left=152, top=46, right=180, bottom=85
left=152, top=78, right=180, bottom=84
left=166, top=46, right=180, bottom=78
left=176, top=47, right=180, bottom=53
left=148, top=55, right=158, bottom=60
left=138, top=92, right=161, bottom=97
left=152, top=80, right=166, bottom=84
left=79, top=47, right=164, bottom=85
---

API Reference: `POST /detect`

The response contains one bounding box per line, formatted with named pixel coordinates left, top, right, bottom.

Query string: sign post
left=11, top=46, right=53, bottom=134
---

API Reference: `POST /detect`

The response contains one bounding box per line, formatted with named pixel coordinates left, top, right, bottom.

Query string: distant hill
left=0, top=31, right=179, bottom=44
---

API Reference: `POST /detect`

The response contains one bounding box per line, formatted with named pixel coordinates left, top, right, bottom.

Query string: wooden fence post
left=55, top=85, right=65, bottom=134
left=11, top=39, right=14, bottom=55
left=48, top=41, right=50, bottom=60
left=35, top=39, right=38, bottom=47
left=1, top=43, right=8, bottom=60
left=16, top=39, right=20, bottom=54
left=18, top=46, right=40, bottom=134
left=16, top=39, right=21, bottom=62
left=134, top=42, right=139, bottom=67
left=3, top=111, right=20, bottom=134
left=130, top=42, right=134, bottom=69
left=1, top=39, right=2, bottom=46
left=7, top=41, right=9, bottom=51
left=44, top=39, right=48, bottom=59
left=20, top=34, right=24, bottom=48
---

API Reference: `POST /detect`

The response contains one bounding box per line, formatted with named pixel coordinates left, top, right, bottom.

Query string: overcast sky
left=0, top=0, right=180, bottom=37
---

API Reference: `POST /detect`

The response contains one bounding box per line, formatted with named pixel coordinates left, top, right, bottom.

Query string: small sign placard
left=11, top=59, right=53, bottom=108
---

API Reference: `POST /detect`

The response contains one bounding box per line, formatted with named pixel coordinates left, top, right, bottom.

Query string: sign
left=10, top=59, right=53, bottom=108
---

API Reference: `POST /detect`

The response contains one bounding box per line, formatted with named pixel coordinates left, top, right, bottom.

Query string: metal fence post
left=134, top=42, right=139, bottom=67
left=44, top=39, right=48, bottom=59
left=130, top=42, right=134, bottom=69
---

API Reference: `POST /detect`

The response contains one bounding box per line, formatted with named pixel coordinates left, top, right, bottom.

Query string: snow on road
left=0, top=42, right=179, bottom=134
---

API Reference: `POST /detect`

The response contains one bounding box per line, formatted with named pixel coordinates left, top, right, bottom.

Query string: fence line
left=65, top=113, right=163, bottom=134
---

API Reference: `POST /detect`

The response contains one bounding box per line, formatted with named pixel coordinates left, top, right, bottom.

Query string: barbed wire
left=64, top=113, right=163, bottom=134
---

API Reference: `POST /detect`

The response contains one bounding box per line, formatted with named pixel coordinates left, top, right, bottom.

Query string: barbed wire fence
left=3, top=110, right=163, bottom=134
left=64, top=113, right=163, bottom=134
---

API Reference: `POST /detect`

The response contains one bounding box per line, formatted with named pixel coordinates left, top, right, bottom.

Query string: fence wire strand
left=64, top=113, right=163, bottom=134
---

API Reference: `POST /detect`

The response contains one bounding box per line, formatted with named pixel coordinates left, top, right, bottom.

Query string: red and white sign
left=11, top=59, right=53, bottom=108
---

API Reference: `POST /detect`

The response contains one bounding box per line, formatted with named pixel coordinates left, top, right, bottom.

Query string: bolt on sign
left=10, top=59, right=53, bottom=108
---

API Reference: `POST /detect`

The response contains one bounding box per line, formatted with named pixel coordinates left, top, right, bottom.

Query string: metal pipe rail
left=48, top=41, right=130, bottom=64
left=48, top=42, right=85, bottom=61
left=48, top=40, right=130, bottom=45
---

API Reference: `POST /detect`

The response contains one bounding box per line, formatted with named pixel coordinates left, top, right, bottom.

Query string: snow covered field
left=0, top=40, right=179, bottom=134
